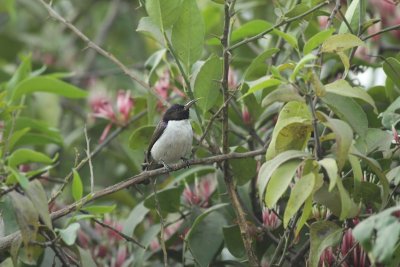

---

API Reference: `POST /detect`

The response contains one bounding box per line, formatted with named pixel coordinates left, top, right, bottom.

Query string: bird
left=142, top=99, right=198, bottom=171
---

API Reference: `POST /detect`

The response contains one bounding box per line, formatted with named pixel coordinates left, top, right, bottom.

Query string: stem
left=229, top=1, right=330, bottom=51
left=362, top=24, right=400, bottom=41
left=221, top=1, right=259, bottom=266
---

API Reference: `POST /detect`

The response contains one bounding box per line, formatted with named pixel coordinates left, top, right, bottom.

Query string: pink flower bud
left=262, top=208, right=281, bottom=230
left=116, top=90, right=134, bottom=123
left=242, top=106, right=251, bottom=125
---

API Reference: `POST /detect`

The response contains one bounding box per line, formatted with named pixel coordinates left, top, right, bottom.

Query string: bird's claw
left=161, top=160, right=172, bottom=172
left=181, top=157, right=190, bottom=168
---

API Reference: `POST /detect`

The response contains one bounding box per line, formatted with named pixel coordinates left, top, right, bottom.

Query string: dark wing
left=145, top=120, right=167, bottom=163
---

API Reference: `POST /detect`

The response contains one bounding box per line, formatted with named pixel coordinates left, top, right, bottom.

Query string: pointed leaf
left=284, top=171, right=315, bottom=227
left=58, top=223, right=80, bottom=246
left=8, top=148, right=53, bottom=168
left=266, top=101, right=312, bottom=159
left=324, top=79, right=377, bottom=112
left=145, top=0, right=182, bottom=31
left=262, top=86, right=304, bottom=107
left=322, top=93, right=368, bottom=138
left=240, top=77, right=281, bottom=99
left=318, top=158, right=338, bottom=191
left=171, top=0, right=205, bottom=72
left=265, top=160, right=302, bottom=208
left=11, top=76, right=88, bottom=102
left=243, top=48, right=279, bottom=81
left=303, top=28, right=335, bottom=55
left=258, top=150, right=310, bottom=200
left=321, top=33, right=364, bottom=53
left=193, top=56, right=223, bottom=113
left=72, top=169, right=83, bottom=201
left=24, top=180, right=52, bottom=229
left=383, top=57, right=400, bottom=90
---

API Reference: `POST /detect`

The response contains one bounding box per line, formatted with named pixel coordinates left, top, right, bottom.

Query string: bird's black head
left=163, top=104, right=188, bottom=122
left=162, top=99, right=198, bottom=122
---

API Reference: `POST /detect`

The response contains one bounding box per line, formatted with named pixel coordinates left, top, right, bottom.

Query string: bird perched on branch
left=142, top=99, right=198, bottom=171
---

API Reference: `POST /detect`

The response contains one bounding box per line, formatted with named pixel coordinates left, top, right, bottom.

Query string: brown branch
left=35, top=0, right=167, bottom=105
left=0, top=149, right=266, bottom=251
left=362, top=24, right=400, bottom=41
left=221, top=1, right=259, bottom=266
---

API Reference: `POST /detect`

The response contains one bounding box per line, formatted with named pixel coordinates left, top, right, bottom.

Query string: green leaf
left=11, top=76, right=88, bottom=102
left=129, top=125, right=156, bottom=150
left=383, top=57, right=400, bottom=90
left=240, top=77, right=281, bottom=99
left=24, top=180, right=52, bottom=229
left=10, top=192, right=39, bottom=248
left=78, top=247, right=97, bottom=267
left=144, top=186, right=184, bottom=213
left=187, top=206, right=227, bottom=267
left=266, top=101, right=312, bottom=160
left=295, top=196, right=312, bottom=236
left=57, top=223, right=80, bottom=246
left=82, top=205, right=116, bottom=215
left=290, top=54, right=317, bottom=82
left=318, top=114, right=353, bottom=171
left=231, top=147, right=257, bottom=186
left=123, top=202, right=149, bottom=236
left=145, top=49, right=167, bottom=83
left=353, top=206, right=400, bottom=264
left=265, top=160, right=302, bottom=208
left=273, top=28, right=298, bottom=50
left=318, top=158, right=338, bottom=191
left=243, top=48, right=279, bottom=81
left=338, top=0, right=363, bottom=34
left=230, top=20, right=271, bottom=44
left=349, top=155, right=362, bottom=201
left=171, top=0, right=205, bottom=73
left=223, top=225, right=245, bottom=259
left=337, top=51, right=350, bottom=78
left=72, top=169, right=83, bottom=201
left=262, top=86, right=304, bottom=107
left=309, top=221, right=342, bottom=267
left=193, top=56, right=223, bottom=113
left=9, top=168, right=29, bottom=189
left=284, top=171, right=315, bottom=227
left=145, top=0, right=182, bottom=31
left=8, top=127, right=31, bottom=151
left=257, top=150, right=310, bottom=200
left=354, top=128, right=392, bottom=155
left=6, top=54, right=31, bottom=93
left=7, top=148, right=54, bottom=168
left=336, top=178, right=358, bottom=220
left=380, top=96, right=400, bottom=128
left=324, top=79, right=377, bottom=112
left=322, top=93, right=368, bottom=138
left=321, top=33, right=364, bottom=53
left=136, top=17, right=164, bottom=44
left=303, top=28, right=335, bottom=55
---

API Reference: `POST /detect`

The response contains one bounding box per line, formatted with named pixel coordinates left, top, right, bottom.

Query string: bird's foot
left=161, top=160, right=172, bottom=172
left=181, top=157, right=190, bottom=168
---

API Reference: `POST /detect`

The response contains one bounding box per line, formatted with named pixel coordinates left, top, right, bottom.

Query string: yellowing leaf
left=321, top=33, right=364, bottom=53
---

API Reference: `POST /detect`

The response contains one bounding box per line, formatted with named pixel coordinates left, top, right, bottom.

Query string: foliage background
left=0, top=0, right=400, bottom=266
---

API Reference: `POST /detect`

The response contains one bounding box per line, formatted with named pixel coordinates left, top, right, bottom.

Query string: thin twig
left=84, top=125, right=94, bottom=193
left=80, top=211, right=145, bottom=249
left=362, top=24, right=400, bottom=41
left=334, top=241, right=359, bottom=267
left=152, top=179, right=169, bottom=267
left=48, top=111, right=146, bottom=204
left=35, top=0, right=167, bottom=105
left=229, top=1, right=330, bottom=51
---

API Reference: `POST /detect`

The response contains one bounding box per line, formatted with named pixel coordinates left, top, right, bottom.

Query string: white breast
left=150, top=120, right=193, bottom=164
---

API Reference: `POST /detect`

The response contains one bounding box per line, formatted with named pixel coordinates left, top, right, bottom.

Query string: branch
left=229, top=1, right=330, bottom=51
left=48, top=111, right=146, bottom=204
left=362, top=24, right=400, bottom=41
left=221, top=1, right=259, bottom=266
left=35, top=0, right=167, bottom=105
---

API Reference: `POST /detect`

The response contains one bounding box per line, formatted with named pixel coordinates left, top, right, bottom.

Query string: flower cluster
left=77, top=218, right=130, bottom=267
left=262, top=207, right=281, bottom=231
left=182, top=176, right=216, bottom=208
left=89, top=89, right=134, bottom=143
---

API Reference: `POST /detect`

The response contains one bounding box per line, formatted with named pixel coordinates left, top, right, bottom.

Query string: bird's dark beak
left=184, top=98, right=200, bottom=110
